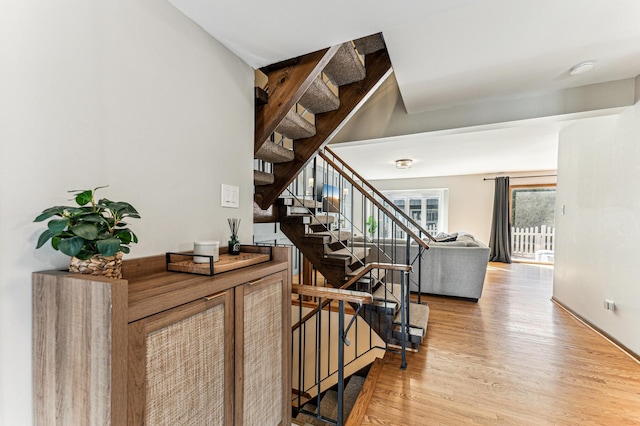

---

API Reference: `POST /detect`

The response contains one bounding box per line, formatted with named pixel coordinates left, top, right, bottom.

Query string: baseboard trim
left=551, top=297, right=640, bottom=364
left=344, top=357, right=384, bottom=426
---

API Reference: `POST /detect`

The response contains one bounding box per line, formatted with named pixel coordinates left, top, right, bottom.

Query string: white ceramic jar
left=193, top=240, right=220, bottom=263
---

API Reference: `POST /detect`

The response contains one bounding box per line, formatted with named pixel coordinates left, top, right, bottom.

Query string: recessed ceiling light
left=395, top=159, right=412, bottom=169
left=569, top=61, right=595, bottom=76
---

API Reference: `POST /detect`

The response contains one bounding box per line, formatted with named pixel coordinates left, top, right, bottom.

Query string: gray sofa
left=376, top=233, right=490, bottom=302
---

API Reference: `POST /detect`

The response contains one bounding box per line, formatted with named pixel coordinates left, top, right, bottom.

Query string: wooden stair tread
left=294, top=198, right=323, bottom=208
left=309, top=230, right=351, bottom=244
left=283, top=213, right=336, bottom=225
left=310, top=214, right=336, bottom=225
left=255, top=141, right=295, bottom=163
left=327, top=246, right=367, bottom=261
left=323, top=43, right=366, bottom=86
left=353, top=33, right=386, bottom=56
left=278, top=197, right=321, bottom=208
left=254, top=169, right=275, bottom=185
left=276, top=109, right=316, bottom=140
left=298, top=75, right=340, bottom=114
left=393, top=302, right=430, bottom=332
left=372, top=283, right=402, bottom=305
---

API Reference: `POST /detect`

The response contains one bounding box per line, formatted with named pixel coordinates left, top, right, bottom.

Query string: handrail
left=343, top=262, right=411, bottom=288
left=322, top=147, right=437, bottom=242
left=319, top=152, right=430, bottom=250
left=292, top=263, right=411, bottom=331
left=292, top=281, right=381, bottom=426
left=292, top=284, right=373, bottom=305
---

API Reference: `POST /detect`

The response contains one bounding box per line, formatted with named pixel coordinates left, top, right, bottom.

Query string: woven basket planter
left=69, top=252, right=123, bottom=279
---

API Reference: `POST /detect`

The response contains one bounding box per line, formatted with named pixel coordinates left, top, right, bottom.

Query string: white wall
left=371, top=171, right=557, bottom=244
left=0, top=1, right=254, bottom=423
left=554, top=104, right=640, bottom=355
left=332, top=72, right=636, bottom=143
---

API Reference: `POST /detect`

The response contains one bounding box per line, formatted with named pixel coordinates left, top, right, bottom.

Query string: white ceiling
left=168, top=0, right=640, bottom=179
left=332, top=120, right=566, bottom=180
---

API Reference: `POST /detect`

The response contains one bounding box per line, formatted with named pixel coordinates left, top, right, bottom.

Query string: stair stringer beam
left=280, top=221, right=348, bottom=286
left=255, top=49, right=393, bottom=210
left=255, top=45, right=341, bottom=156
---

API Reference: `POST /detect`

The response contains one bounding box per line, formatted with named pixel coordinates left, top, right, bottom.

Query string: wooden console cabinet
left=33, top=246, right=291, bottom=425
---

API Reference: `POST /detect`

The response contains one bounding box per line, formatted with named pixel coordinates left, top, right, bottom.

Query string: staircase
left=253, top=33, right=434, bottom=426
left=279, top=195, right=430, bottom=347
left=253, top=33, right=392, bottom=210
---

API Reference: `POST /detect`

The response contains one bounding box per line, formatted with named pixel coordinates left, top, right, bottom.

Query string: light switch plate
left=221, top=184, right=239, bottom=208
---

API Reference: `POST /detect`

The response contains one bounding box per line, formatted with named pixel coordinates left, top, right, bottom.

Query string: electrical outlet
left=604, top=299, right=616, bottom=311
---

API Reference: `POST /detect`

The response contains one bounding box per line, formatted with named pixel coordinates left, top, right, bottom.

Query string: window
left=383, top=189, right=448, bottom=237
left=510, top=185, right=556, bottom=263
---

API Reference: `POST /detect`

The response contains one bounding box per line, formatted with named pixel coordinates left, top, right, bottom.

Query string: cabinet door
left=128, top=289, right=234, bottom=425
left=235, top=271, right=291, bottom=426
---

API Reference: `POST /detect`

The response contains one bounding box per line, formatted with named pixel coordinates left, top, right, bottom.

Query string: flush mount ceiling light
left=395, top=159, right=413, bottom=169
left=569, top=61, right=595, bottom=76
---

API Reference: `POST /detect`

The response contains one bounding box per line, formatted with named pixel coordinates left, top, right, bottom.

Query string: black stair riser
left=392, top=329, right=424, bottom=344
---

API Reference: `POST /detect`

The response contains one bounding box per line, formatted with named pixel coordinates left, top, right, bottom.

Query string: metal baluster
left=337, top=300, right=345, bottom=426
left=316, top=297, right=322, bottom=412
left=400, top=265, right=407, bottom=370
left=418, top=245, right=423, bottom=305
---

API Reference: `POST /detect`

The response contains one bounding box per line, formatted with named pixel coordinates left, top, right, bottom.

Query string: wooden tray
left=166, top=252, right=271, bottom=276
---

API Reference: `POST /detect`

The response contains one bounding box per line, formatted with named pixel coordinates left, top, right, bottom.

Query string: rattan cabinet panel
left=128, top=290, right=233, bottom=425
left=235, top=272, right=291, bottom=426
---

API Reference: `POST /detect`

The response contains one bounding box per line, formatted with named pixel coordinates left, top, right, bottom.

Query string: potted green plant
left=366, top=215, right=378, bottom=239
left=34, top=186, right=140, bottom=278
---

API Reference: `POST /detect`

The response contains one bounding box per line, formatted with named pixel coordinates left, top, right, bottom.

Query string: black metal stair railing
left=285, top=149, right=432, bottom=301
left=280, top=146, right=433, bottom=363
left=290, top=264, right=409, bottom=426
left=318, top=147, right=436, bottom=304
left=291, top=284, right=374, bottom=426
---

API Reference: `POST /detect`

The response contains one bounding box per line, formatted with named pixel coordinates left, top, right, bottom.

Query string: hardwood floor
left=361, top=262, right=640, bottom=425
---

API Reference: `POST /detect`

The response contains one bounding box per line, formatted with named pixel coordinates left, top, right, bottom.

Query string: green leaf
left=73, top=190, right=94, bottom=206
left=58, top=236, right=84, bottom=257
left=34, top=206, right=67, bottom=222
left=36, top=230, right=55, bottom=249
left=75, top=249, right=95, bottom=260
left=120, top=246, right=130, bottom=254
left=47, top=218, right=69, bottom=233
left=70, top=223, right=99, bottom=240
left=115, top=230, right=132, bottom=244
left=51, top=236, right=61, bottom=250
left=63, top=207, right=85, bottom=215
left=97, top=238, right=122, bottom=257
left=106, top=201, right=140, bottom=218
left=80, top=213, right=107, bottom=223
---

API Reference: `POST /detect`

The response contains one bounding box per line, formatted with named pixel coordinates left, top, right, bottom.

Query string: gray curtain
left=489, top=176, right=512, bottom=263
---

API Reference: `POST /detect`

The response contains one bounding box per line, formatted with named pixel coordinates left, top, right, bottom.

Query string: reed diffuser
left=227, top=218, right=241, bottom=255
